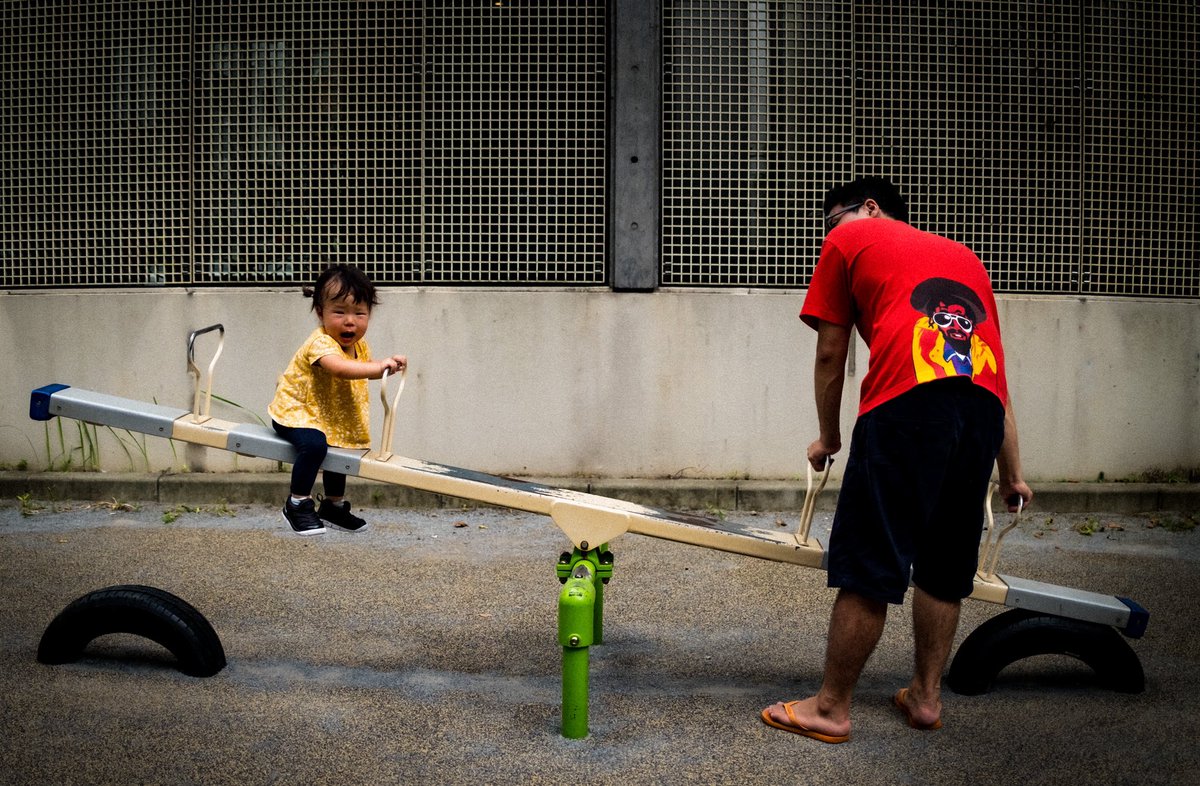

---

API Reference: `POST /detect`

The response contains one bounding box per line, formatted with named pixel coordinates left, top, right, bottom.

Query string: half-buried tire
left=948, top=608, right=1143, bottom=695
left=38, top=584, right=225, bottom=677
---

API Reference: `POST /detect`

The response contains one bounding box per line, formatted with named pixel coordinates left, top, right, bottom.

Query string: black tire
left=948, top=608, right=1144, bottom=695
left=38, top=584, right=226, bottom=678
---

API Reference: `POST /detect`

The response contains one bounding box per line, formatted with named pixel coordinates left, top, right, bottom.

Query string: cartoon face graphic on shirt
left=930, top=302, right=974, bottom=346
left=910, top=277, right=995, bottom=381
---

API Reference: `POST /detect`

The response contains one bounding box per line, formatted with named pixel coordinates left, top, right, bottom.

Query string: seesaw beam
left=30, top=383, right=829, bottom=567
left=29, top=383, right=1147, bottom=634
left=30, top=381, right=1150, bottom=738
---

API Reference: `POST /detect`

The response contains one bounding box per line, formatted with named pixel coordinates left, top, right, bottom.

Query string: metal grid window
left=1, top=2, right=1195, bottom=296
left=421, top=2, right=606, bottom=284
left=663, top=1, right=854, bottom=286
left=192, top=2, right=424, bottom=284
left=0, top=2, right=191, bottom=287
left=662, top=1, right=1197, bottom=298
left=1, top=1, right=605, bottom=288
left=1082, top=2, right=1198, bottom=297
left=855, top=2, right=1084, bottom=294
left=194, top=0, right=606, bottom=286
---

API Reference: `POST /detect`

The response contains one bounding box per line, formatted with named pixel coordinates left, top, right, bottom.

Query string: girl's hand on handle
left=378, top=355, right=408, bottom=377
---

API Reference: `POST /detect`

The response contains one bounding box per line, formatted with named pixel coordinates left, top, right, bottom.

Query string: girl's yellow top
left=268, top=328, right=373, bottom=449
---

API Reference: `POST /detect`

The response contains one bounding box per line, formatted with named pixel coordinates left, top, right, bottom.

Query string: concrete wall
left=2, top=288, right=1196, bottom=482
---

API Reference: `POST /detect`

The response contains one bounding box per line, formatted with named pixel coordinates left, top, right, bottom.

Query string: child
left=269, top=264, right=407, bottom=535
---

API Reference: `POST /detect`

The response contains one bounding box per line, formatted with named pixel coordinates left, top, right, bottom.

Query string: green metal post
left=557, top=545, right=613, bottom=647
left=561, top=646, right=590, bottom=738
left=558, top=561, right=596, bottom=739
left=593, top=572, right=604, bottom=645
left=592, top=545, right=611, bottom=644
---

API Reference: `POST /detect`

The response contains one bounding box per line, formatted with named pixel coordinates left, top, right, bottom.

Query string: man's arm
left=996, top=394, right=1034, bottom=512
left=808, top=319, right=852, bottom=471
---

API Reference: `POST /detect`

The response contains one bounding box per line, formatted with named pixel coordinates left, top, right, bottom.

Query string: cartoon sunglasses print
left=931, top=311, right=973, bottom=331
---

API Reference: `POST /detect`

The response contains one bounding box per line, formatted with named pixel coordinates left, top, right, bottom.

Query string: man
left=761, top=177, right=1033, bottom=743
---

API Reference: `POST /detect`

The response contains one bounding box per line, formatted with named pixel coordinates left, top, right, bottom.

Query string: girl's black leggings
left=271, top=421, right=346, bottom=498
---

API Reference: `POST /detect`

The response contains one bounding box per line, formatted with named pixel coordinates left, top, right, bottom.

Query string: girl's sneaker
left=317, top=498, right=368, bottom=532
left=283, top=497, right=326, bottom=535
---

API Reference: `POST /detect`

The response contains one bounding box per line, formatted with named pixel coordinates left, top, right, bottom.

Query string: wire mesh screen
left=855, top=2, right=1084, bottom=295
left=421, top=2, right=606, bottom=284
left=1, top=2, right=1195, bottom=296
left=192, top=2, right=423, bottom=284
left=0, top=2, right=191, bottom=287
left=663, top=1, right=1196, bottom=298
left=193, top=0, right=605, bottom=286
left=662, top=1, right=854, bottom=286
left=1, top=1, right=604, bottom=288
left=1082, top=2, right=1198, bottom=297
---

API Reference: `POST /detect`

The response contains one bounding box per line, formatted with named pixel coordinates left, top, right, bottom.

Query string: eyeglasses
left=824, top=202, right=863, bottom=231
left=931, top=311, right=973, bottom=331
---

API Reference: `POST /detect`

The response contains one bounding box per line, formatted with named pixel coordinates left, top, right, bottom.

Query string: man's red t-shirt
left=800, top=218, right=1008, bottom=416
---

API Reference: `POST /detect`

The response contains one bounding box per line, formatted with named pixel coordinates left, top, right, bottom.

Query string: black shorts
left=827, top=378, right=1006, bottom=604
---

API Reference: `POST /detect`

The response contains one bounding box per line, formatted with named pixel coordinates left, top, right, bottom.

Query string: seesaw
left=28, top=324, right=1149, bottom=738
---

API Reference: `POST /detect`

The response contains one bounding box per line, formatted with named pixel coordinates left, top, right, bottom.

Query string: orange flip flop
left=760, top=701, right=850, bottom=744
left=893, top=688, right=943, bottom=730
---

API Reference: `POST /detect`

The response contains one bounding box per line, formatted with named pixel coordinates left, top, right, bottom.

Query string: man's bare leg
left=764, top=589, right=887, bottom=737
left=898, top=586, right=961, bottom=727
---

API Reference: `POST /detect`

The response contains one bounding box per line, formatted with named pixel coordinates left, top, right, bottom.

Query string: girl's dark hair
left=823, top=176, right=909, bottom=224
left=303, top=264, right=380, bottom=312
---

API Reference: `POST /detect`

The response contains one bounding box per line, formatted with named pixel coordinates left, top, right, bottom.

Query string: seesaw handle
left=796, top=457, right=831, bottom=546
left=186, top=324, right=225, bottom=422
left=377, top=366, right=407, bottom=460
left=979, top=482, right=1024, bottom=580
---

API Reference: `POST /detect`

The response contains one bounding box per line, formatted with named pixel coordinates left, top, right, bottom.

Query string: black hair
left=823, top=176, right=909, bottom=224
left=303, top=264, right=380, bottom=313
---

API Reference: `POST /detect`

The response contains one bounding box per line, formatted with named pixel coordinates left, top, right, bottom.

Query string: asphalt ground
left=1, top=497, right=1198, bottom=785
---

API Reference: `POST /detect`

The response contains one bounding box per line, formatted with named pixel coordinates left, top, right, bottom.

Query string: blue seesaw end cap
left=30, top=384, right=70, bottom=421
left=1118, top=597, right=1150, bottom=639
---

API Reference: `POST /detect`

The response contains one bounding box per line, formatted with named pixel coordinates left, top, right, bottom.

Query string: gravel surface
left=1, top=498, right=1197, bottom=785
